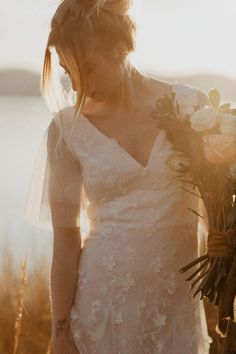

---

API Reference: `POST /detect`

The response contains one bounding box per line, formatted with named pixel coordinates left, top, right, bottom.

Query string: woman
left=24, top=0, right=211, bottom=353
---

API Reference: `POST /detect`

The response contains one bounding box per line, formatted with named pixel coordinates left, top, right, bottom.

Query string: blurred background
left=1, top=0, right=236, bottom=273
left=1, top=0, right=235, bottom=352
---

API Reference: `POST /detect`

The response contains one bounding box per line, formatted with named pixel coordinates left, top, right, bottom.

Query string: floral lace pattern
left=50, top=85, right=212, bottom=353
left=70, top=224, right=210, bottom=354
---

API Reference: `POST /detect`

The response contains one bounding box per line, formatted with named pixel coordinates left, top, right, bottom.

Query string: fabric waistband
left=84, top=219, right=198, bottom=241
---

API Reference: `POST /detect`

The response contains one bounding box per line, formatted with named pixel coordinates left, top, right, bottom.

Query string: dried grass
left=0, top=242, right=222, bottom=354
left=0, top=244, right=52, bottom=354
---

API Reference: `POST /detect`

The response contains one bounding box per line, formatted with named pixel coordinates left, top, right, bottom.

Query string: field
left=0, top=245, right=51, bottom=354
left=0, top=243, right=228, bottom=354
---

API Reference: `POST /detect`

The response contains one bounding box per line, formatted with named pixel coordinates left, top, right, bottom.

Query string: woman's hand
left=51, top=331, right=81, bottom=354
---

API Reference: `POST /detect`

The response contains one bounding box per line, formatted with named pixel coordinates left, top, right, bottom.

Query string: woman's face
left=58, top=49, right=125, bottom=103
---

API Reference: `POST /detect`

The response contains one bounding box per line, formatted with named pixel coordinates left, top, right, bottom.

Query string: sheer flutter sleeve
left=23, top=117, right=83, bottom=232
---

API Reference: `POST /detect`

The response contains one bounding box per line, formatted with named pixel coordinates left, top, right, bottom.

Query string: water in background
left=0, top=95, right=87, bottom=274
left=1, top=95, right=235, bottom=274
left=0, top=95, right=52, bottom=273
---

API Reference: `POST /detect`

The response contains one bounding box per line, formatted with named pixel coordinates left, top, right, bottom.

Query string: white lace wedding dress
left=24, top=83, right=211, bottom=353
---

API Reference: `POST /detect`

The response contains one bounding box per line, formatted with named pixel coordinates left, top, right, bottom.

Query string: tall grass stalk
left=13, top=257, right=28, bottom=354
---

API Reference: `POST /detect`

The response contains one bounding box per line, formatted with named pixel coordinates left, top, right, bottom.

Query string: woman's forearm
left=50, top=227, right=82, bottom=342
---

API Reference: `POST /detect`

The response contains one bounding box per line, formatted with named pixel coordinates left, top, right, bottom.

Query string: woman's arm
left=50, top=226, right=82, bottom=344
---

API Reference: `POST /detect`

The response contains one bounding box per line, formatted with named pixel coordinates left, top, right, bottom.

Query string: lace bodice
left=64, top=109, right=199, bottom=230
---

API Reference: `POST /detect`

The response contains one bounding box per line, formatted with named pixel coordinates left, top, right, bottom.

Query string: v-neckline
left=80, top=113, right=163, bottom=170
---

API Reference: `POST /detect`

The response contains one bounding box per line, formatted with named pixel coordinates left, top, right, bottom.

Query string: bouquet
left=151, top=84, right=236, bottom=349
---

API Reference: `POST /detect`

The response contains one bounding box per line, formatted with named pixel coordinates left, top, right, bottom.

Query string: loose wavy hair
left=42, top=0, right=136, bottom=117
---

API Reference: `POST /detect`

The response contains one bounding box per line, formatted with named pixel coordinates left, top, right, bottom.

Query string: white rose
left=220, top=113, right=236, bottom=136
left=179, top=105, right=196, bottom=119
left=203, top=134, right=236, bottom=165
left=190, top=106, right=217, bottom=132
left=173, top=83, right=199, bottom=120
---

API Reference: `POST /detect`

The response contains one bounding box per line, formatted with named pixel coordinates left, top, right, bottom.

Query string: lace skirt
left=69, top=222, right=211, bottom=354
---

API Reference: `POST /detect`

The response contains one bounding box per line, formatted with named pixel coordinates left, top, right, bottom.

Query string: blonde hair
left=42, top=0, right=136, bottom=112
left=42, top=0, right=136, bottom=155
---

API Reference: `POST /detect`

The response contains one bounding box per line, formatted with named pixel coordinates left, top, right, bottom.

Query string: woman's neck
left=84, top=66, right=152, bottom=116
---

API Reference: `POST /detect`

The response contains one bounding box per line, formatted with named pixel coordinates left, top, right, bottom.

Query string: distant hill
left=0, top=69, right=41, bottom=95
left=153, top=73, right=236, bottom=102
left=0, top=68, right=236, bottom=101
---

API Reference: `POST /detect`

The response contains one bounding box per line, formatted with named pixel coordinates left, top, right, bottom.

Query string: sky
left=1, top=0, right=236, bottom=78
